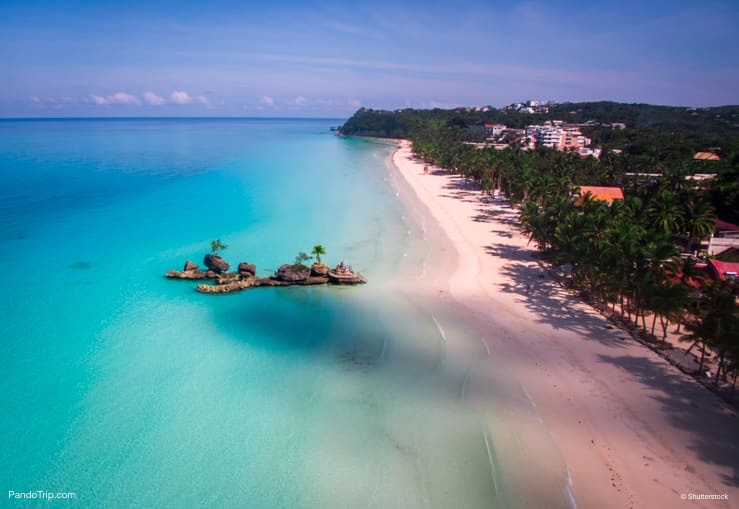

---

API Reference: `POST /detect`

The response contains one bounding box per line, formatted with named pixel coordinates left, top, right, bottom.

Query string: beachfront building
left=467, top=123, right=508, bottom=138
left=526, top=122, right=592, bottom=151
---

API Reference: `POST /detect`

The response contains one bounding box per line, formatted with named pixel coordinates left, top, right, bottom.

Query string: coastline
left=388, top=140, right=738, bottom=508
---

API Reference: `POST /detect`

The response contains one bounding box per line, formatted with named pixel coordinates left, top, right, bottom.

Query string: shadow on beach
left=493, top=255, right=631, bottom=348
left=597, top=353, right=739, bottom=487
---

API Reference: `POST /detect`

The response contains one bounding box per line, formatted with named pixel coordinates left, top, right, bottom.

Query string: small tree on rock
left=311, top=245, right=327, bottom=264
left=293, top=251, right=312, bottom=270
left=210, top=239, right=228, bottom=256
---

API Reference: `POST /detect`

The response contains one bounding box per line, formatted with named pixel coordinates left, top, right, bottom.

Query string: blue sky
left=1, top=0, right=738, bottom=117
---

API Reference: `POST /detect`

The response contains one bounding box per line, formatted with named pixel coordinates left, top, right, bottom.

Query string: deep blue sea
left=0, top=119, right=570, bottom=508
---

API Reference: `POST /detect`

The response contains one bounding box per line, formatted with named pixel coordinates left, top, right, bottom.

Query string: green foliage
left=311, top=245, right=326, bottom=264
left=293, top=251, right=312, bottom=271
left=210, top=239, right=228, bottom=255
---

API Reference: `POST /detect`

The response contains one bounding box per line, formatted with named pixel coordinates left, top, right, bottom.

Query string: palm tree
left=311, top=245, right=327, bottom=264
left=683, top=199, right=716, bottom=254
left=210, top=239, right=228, bottom=255
left=647, top=191, right=684, bottom=236
left=683, top=280, right=738, bottom=376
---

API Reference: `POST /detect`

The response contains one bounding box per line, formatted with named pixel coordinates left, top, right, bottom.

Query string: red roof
left=708, top=259, right=739, bottom=281
left=716, top=219, right=739, bottom=232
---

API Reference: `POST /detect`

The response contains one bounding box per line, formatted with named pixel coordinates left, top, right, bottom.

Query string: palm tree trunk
left=641, top=308, right=648, bottom=332
left=715, top=351, right=725, bottom=384
left=660, top=315, right=668, bottom=340
left=651, top=313, right=657, bottom=336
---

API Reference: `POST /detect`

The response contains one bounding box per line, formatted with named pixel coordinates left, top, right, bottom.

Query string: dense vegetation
left=341, top=102, right=739, bottom=389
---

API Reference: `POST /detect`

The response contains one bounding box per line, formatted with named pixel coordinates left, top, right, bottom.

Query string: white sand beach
left=389, top=140, right=738, bottom=509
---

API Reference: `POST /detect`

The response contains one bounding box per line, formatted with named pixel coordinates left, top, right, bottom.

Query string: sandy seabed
left=388, top=140, right=738, bottom=509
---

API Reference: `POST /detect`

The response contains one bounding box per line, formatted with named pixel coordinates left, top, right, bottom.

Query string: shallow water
left=0, top=119, right=570, bottom=508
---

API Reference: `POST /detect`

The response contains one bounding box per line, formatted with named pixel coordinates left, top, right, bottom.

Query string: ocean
left=0, top=118, right=570, bottom=508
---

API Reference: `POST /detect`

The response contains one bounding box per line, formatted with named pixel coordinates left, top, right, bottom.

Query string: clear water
left=0, top=119, right=571, bottom=508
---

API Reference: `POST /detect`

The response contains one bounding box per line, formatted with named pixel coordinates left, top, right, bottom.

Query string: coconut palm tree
left=647, top=190, right=684, bottom=236
left=311, top=245, right=327, bottom=264
left=683, top=199, right=716, bottom=254
left=683, top=280, right=738, bottom=377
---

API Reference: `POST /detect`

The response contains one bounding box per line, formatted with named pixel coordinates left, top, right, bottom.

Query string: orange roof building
left=575, top=186, right=624, bottom=205
left=694, top=152, right=721, bottom=161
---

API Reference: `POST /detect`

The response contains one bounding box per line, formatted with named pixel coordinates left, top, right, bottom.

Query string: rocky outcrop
left=238, top=262, right=257, bottom=277
left=198, top=277, right=256, bottom=293
left=169, top=257, right=364, bottom=294
left=310, top=262, right=329, bottom=277
left=216, top=272, right=241, bottom=285
left=274, top=264, right=310, bottom=282
left=166, top=269, right=217, bottom=279
left=203, top=254, right=229, bottom=273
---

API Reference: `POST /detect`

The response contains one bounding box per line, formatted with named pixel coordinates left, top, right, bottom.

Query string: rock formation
left=168, top=256, right=364, bottom=294
left=238, top=262, right=257, bottom=277
left=166, top=269, right=216, bottom=279
left=310, top=262, right=329, bottom=277
left=203, top=254, right=229, bottom=273
left=274, top=264, right=310, bottom=282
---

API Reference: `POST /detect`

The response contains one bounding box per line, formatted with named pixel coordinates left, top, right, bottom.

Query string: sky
left=1, top=0, right=738, bottom=117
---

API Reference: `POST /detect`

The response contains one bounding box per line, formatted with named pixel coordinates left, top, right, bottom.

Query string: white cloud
left=260, top=95, right=274, bottom=106
left=350, top=99, right=361, bottom=108
left=111, top=92, right=141, bottom=105
left=295, top=95, right=306, bottom=105
left=91, top=92, right=141, bottom=105
left=195, top=95, right=209, bottom=105
left=30, top=96, right=41, bottom=104
left=144, top=91, right=166, bottom=105
left=170, top=90, right=193, bottom=104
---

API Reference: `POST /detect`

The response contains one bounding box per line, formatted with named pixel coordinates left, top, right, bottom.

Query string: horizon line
left=0, top=115, right=350, bottom=121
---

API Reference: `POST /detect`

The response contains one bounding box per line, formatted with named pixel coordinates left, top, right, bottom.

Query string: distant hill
left=340, top=102, right=739, bottom=138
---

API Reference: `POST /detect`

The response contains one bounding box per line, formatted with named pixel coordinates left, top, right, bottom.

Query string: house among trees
left=708, top=219, right=739, bottom=255
left=693, top=151, right=721, bottom=161
left=708, top=259, right=739, bottom=282
left=574, top=186, right=624, bottom=205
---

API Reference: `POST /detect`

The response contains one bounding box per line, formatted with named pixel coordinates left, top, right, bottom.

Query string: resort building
left=526, top=122, right=592, bottom=151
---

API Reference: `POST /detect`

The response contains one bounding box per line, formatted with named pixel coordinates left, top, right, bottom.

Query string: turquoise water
left=0, top=119, right=570, bottom=508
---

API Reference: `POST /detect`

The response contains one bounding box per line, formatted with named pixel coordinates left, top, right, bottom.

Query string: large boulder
left=203, top=254, right=229, bottom=273
left=274, top=264, right=310, bottom=282
left=238, top=262, right=257, bottom=277
left=183, top=260, right=199, bottom=271
left=310, top=262, right=329, bottom=277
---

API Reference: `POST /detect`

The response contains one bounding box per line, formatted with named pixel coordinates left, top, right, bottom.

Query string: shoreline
left=388, top=140, right=738, bottom=508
